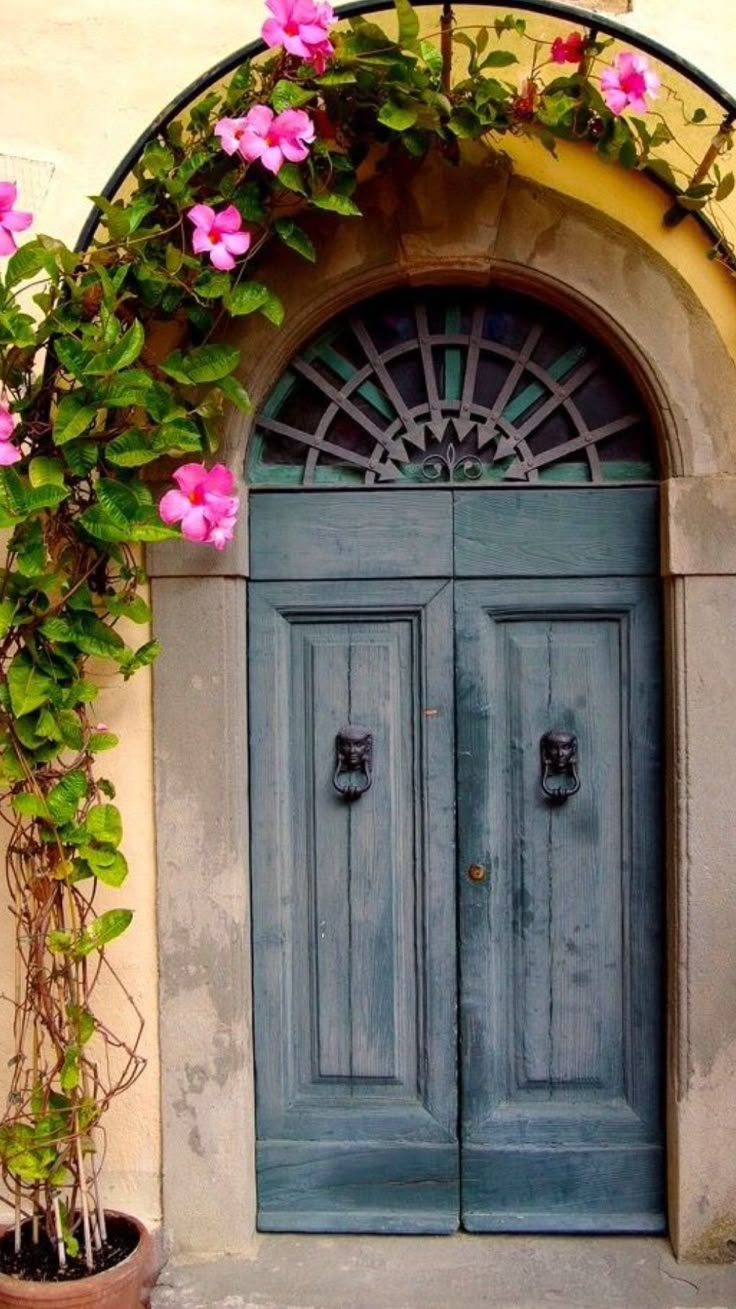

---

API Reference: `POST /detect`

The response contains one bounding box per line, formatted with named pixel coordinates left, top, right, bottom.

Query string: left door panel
left=249, top=578, right=458, bottom=1232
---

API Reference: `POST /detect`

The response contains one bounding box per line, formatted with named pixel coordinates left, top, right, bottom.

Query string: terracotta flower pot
left=0, top=1213, right=152, bottom=1309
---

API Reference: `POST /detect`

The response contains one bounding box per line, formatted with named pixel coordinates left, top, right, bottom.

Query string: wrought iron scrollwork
left=251, top=289, right=656, bottom=487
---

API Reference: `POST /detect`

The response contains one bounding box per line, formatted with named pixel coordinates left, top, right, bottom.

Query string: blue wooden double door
left=249, top=488, right=664, bottom=1235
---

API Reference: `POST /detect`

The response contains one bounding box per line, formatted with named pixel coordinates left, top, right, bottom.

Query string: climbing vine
left=0, top=0, right=733, bottom=1279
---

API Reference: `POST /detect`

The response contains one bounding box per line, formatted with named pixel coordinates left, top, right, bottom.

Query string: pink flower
left=159, top=463, right=240, bottom=550
left=261, top=0, right=335, bottom=72
left=187, top=204, right=251, bottom=271
left=601, top=51, right=660, bottom=116
left=0, top=405, right=21, bottom=466
left=232, top=105, right=315, bottom=174
left=0, top=182, right=33, bottom=258
left=214, top=117, right=251, bottom=156
left=551, top=32, right=585, bottom=65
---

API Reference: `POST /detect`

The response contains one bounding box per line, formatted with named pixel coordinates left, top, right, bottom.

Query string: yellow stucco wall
left=1, top=0, right=736, bottom=1231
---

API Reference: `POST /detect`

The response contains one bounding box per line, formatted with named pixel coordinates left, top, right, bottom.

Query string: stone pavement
left=151, top=1234, right=736, bottom=1309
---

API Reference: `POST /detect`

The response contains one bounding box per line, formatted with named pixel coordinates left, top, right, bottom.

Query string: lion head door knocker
left=540, top=730, right=580, bottom=804
left=333, top=724, right=373, bottom=801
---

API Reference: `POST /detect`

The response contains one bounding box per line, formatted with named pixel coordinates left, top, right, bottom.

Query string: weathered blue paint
left=249, top=576, right=458, bottom=1233
left=248, top=489, right=663, bottom=1234
left=455, top=576, right=664, bottom=1232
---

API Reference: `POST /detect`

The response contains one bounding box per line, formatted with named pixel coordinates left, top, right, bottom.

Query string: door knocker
left=333, top=725, right=373, bottom=801
left=540, top=730, right=580, bottom=804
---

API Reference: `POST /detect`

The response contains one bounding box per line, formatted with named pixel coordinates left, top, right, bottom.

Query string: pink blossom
left=232, top=105, right=315, bottom=174
left=601, top=51, right=660, bottom=116
left=0, top=405, right=21, bottom=466
left=159, top=463, right=240, bottom=550
left=0, top=182, right=33, bottom=258
left=261, top=0, right=335, bottom=72
left=187, top=204, right=251, bottom=272
left=551, top=32, right=585, bottom=65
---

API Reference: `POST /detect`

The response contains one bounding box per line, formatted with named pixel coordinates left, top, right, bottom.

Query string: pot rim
left=0, top=1210, right=148, bottom=1290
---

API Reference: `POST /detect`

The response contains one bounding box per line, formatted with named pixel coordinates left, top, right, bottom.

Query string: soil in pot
left=0, top=1214, right=139, bottom=1283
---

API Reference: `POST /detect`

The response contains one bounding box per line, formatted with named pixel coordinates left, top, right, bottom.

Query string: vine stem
left=441, top=4, right=454, bottom=97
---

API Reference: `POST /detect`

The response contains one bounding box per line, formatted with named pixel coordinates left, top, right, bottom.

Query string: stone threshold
left=151, top=1233, right=736, bottom=1309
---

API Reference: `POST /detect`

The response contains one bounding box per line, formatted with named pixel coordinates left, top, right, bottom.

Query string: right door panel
left=456, top=578, right=664, bottom=1232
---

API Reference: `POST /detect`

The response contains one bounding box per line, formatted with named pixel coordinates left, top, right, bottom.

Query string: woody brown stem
left=664, top=112, right=735, bottom=227
left=441, top=3, right=454, bottom=96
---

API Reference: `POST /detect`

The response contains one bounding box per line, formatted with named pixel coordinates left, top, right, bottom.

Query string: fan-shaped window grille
left=248, top=288, right=657, bottom=486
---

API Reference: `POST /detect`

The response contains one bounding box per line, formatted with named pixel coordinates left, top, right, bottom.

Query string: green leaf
left=224, top=282, right=270, bottom=317
left=47, top=770, right=88, bottom=824
left=53, top=393, right=97, bottom=445
left=378, top=98, right=419, bottom=132
left=395, top=0, right=420, bottom=49
left=72, top=613, right=126, bottom=660
left=317, top=70, right=358, bottom=86
left=28, top=457, right=66, bottom=489
left=7, top=654, right=56, bottom=718
left=64, top=441, right=99, bottom=477
left=0, top=467, right=27, bottom=516
left=152, top=418, right=203, bottom=455
left=81, top=846, right=128, bottom=887
left=276, top=162, right=308, bottom=194
left=96, top=477, right=139, bottom=527
left=105, top=369, right=153, bottom=406
left=105, top=430, right=159, bottom=468
left=218, top=374, right=252, bottom=415
left=41, top=616, right=77, bottom=642
left=67, top=1005, right=95, bottom=1044
left=48, top=930, right=73, bottom=954
left=86, top=320, right=145, bottom=374
left=162, top=343, right=240, bottom=384
left=88, top=731, right=119, bottom=753
left=78, top=506, right=129, bottom=543
left=261, top=291, right=285, bottom=328
left=311, top=192, right=362, bottom=217
left=12, top=792, right=52, bottom=819
left=715, top=172, right=735, bottom=202
left=56, top=710, right=84, bottom=751
left=272, top=80, right=315, bottom=112
left=480, top=49, right=518, bottom=68
left=646, top=158, right=678, bottom=190
left=86, top=803, right=123, bottom=847
left=274, top=219, right=316, bottom=263
left=75, top=908, right=133, bottom=957
left=105, top=593, right=151, bottom=623
left=141, top=141, right=175, bottom=178
left=194, top=269, right=231, bottom=300
left=24, top=484, right=69, bottom=513
left=0, top=597, right=17, bottom=639
left=60, top=1045, right=80, bottom=1093
left=127, top=518, right=179, bottom=543
left=121, top=638, right=161, bottom=677
left=5, top=240, right=48, bottom=288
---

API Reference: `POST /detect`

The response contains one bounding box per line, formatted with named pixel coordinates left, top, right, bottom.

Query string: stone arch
left=150, top=152, right=736, bottom=1263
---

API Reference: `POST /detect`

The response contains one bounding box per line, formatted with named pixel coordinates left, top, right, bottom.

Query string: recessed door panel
left=456, top=578, right=664, bottom=1232
left=249, top=578, right=458, bottom=1232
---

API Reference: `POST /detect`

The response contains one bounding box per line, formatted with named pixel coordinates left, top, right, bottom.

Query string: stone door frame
left=149, top=162, right=736, bottom=1262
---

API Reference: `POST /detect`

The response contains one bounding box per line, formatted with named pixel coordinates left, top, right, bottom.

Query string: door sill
left=151, top=1231, right=736, bottom=1309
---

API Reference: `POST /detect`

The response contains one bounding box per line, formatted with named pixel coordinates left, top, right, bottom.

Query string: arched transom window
left=248, top=287, right=657, bottom=486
